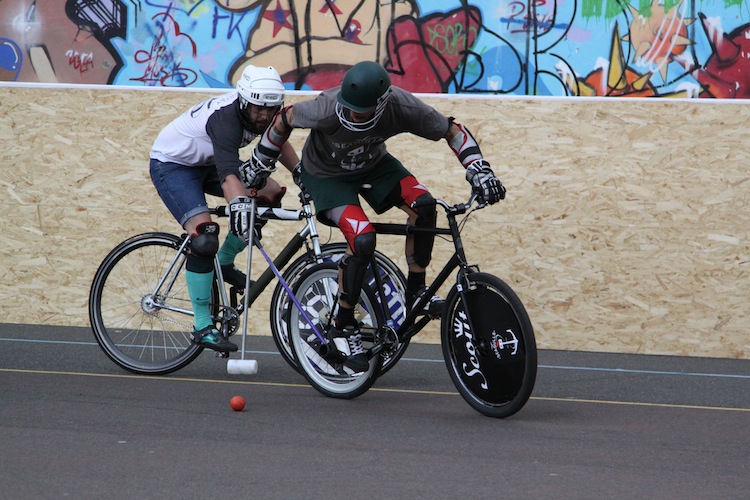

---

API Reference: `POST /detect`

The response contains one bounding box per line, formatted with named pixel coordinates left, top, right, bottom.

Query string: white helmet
left=236, top=65, right=284, bottom=108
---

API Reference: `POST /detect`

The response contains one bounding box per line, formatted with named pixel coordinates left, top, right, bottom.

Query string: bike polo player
left=240, top=60, right=506, bottom=372
left=149, top=66, right=299, bottom=352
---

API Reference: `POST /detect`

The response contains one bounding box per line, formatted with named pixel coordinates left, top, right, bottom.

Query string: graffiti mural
left=0, top=0, right=748, bottom=97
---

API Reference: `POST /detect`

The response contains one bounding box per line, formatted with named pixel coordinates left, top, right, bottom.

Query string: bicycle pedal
left=425, top=300, right=445, bottom=319
left=316, top=339, right=347, bottom=365
left=215, top=351, right=230, bottom=359
left=322, top=348, right=347, bottom=365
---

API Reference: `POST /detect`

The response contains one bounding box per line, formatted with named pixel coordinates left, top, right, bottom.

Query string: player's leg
left=150, top=159, right=237, bottom=352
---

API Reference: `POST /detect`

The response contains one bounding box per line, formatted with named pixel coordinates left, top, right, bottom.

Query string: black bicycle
left=286, top=193, right=537, bottom=418
left=88, top=191, right=408, bottom=375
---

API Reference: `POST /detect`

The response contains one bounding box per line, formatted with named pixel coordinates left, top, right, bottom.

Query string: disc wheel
left=441, top=272, right=537, bottom=418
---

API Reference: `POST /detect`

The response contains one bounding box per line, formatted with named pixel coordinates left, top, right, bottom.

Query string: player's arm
left=278, top=141, right=299, bottom=173
left=445, top=120, right=506, bottom=204
left=240, top=106, right=296, bottom=188
left=256, top=106, right=295, bottom=165
left=445, top=121, right=483, bottom=167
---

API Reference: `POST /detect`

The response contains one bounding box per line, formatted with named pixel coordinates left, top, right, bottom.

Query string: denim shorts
left=150, top=159, right=223, bottom=227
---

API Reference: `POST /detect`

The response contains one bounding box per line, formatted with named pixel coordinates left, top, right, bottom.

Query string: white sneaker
left=331, top=326, right=368, bottom=373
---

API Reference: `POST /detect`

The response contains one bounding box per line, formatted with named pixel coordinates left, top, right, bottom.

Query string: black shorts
left=301, top=154, right=412, bottom=216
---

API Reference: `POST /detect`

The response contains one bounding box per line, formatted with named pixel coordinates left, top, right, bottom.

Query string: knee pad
left=352, top=231, right=376, bottom=261
left=190, top=222, right=220, bottom=257
left=338, top=232, right=376, bottom=304
left=412, top=194, right=437, bottom=268
left=333, top=207, right=377, bottom=305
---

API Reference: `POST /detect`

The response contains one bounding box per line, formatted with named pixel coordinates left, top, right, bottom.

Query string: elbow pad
left=448, top=122, right=483, bottom=167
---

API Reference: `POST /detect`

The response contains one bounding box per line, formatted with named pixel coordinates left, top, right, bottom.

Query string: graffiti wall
left=1, top=0, right=748, bottom=97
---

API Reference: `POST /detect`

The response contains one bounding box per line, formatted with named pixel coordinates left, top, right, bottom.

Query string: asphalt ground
left=1, top=322, right=748, bottom=499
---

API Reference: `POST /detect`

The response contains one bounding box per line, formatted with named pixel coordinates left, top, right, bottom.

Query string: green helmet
left=336, top=61, right=391, bottom=113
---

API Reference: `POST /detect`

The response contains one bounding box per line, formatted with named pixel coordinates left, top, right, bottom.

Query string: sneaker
left=191, top=325, right=238, bottom=352
left=408, top=286, right=445, bottom=318
left=220, top=264, right=254, bottom=290
left=330, top=326, right=369, bottom=373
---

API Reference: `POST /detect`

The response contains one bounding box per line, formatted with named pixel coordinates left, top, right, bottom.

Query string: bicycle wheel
left=88, top=232, right=216, bottom=375
left=441, top=272, right=537, bottom=418
left=287, top=262, right=383, bottom=398
left=270, top=242, right=409, bottom=375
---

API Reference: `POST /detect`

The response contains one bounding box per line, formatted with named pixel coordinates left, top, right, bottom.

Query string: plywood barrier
left=2, top=85, right=749, bottom=359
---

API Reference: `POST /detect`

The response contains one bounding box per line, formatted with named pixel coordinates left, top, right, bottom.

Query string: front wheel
left=88, top=232, right=215, bottom=375
left=270, top=243, right=408, bottom=375
left=287, top=262, right=383, bottom=399
left=441, top=272, right=537, bottom=418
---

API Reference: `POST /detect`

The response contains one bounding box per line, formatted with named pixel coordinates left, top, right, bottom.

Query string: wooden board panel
left=2, top=86, right=749, bottom=358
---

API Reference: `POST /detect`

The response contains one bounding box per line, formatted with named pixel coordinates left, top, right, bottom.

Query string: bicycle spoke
left=287, top=262, right=383, bottom=398
left=89, top=233, right=204, bottom=374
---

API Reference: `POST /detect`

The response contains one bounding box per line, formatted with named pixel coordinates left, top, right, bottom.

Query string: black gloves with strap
left=465, top=159, right=506, bottom=204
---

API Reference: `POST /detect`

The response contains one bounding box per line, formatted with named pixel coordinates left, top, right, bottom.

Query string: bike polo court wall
left=2, top=85, right=749, bottom=360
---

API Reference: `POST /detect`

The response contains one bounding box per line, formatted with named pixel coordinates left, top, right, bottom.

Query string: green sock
left=218, top=233, right=246, bottom=267
left=186, top=270, right=215, bottom=330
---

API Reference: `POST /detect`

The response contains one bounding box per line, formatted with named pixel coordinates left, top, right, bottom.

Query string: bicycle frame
left=238, top=199, right=325, bottom=306
left=142, top=199, right=320, bottom=322
left=369, top=197, right=481, bottom=343
left=204, top=194, right=325, bottom=310
left=284, top=193, right=537, bottom=416
left=142, top=235, right=233, bottom=318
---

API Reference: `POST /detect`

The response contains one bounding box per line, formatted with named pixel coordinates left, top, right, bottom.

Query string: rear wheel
left=270, top=243, right=408, bottom=375
left=287, top=262, right=383, bottom=398
left=441, top=272, right=537, bottom=418
left=88, top=233, right=217, bottom=375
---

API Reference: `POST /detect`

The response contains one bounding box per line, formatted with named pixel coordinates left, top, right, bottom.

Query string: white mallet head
left=227, top=359, right=258, bottom=375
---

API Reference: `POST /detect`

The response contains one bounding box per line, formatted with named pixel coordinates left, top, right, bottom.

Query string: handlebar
left=357, top=182, right=484, bottom=214
left=410, top=192, right=483, bottom=215
left=210, top=204, right=305, bottom=221
left=210, top=187, right=314, bottom=221
left=211, top=190, right=485, bottom=223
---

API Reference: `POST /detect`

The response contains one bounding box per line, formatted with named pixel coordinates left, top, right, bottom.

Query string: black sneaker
left=330, top=326, right=369, bottom=374
left=191, top=325, right=238, bottom=352
left=220, top=264, right=254, bottom=290
left=407, top=286, right=445, bottom=318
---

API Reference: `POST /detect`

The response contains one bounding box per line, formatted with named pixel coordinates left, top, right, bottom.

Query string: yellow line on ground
left=0, top=367, right=307, bottom=389
left=2, top=367, right=457, bottom=393
left=3, top=368, right=749, bottom=412
left=530, top=396, right=750, bottom=412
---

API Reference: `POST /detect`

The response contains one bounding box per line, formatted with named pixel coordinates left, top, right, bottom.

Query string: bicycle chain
left=141, top=298, right=193, bottom=331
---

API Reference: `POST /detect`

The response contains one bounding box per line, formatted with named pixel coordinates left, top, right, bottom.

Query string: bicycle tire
left=286, top=262, right=383, bottom=399
left=441, top=272, right=537, bottom=418
left=88, top=232, right=216, bottom=375
left=270, top=242, right=409, bottom=375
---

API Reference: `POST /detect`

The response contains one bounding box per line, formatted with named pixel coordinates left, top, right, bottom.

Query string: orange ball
left=230, top=395, right=245, bottom=412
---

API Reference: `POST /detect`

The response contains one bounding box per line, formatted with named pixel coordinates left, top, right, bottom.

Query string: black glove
left=229, top=196, right=253, bottom=243
left=292, top=162, right=306, bottom=192
left=466, top=159, right=506, bottom=204
left=239, top=149, right=276, bottom=189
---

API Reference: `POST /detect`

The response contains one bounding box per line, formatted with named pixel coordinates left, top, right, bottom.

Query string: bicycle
left=88, top=191, right=408, bottom=376
left=285, top=193, right=537, bottom=418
